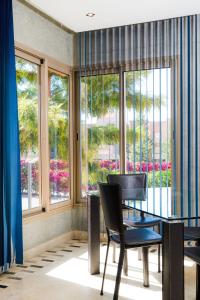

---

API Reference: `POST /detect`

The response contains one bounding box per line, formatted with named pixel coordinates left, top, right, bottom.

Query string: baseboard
left=72, top=230, right=107, bottom=242
left=24, top=230, right=107, bottom=259
left=24, top=231, right=73, bottom=259
left=72, top=230, right=88, bottom=240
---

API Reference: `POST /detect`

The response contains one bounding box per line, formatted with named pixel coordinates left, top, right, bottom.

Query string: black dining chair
left=107, top=173, right=161, bottom=273
left=184, top=245, right=200, bottom=299
left=184, top=227, right=200, bottom=243
left=99, top=182, right=162, bottom=300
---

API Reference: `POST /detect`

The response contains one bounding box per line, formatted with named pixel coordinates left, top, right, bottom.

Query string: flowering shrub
left=99, top=160, right=120, bottom=170
left=20, top=159, right=172, bottom=195
left=49, top=160, right=70, bottom=194
left=99, top=160, right=171, bottom=173
left=20, top=159, right=70, bottom=195
left=50, top=159, right=69, bottom=170
left=87, top=160, right=172, bottom=190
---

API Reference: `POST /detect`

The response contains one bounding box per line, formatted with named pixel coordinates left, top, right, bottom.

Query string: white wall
left=13, top=0, right=74, bottom=66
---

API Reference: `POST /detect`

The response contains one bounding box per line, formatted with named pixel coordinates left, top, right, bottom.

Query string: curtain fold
left=0, top=0, right=23, bottom=270
left=76, top=15, right=200, bottom=220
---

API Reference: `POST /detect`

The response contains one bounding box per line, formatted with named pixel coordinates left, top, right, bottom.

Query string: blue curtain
left=0, top=0, right=23, bottom=270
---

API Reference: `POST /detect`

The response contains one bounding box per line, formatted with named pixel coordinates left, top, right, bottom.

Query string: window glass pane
left=125, top=68, right=171, bottom=214
left=48, top=70, right=70, bottom=204
left=81, top=74, right=120, bottom=196
left=16, top=57, right=40, bottom=211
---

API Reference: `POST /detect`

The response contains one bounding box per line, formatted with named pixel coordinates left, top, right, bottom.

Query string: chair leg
left=138, top=247, right=142, bottom=261
left=100, top=239, right=110, bottom=296
left=123, top=249, right=128, bottom=276
left=142, top=247, right=149, bottom=287
left=157, top=223, right=161, bottom=273
left=113, top=243, right=116, bottom=263
left=113, top=246, right=125, bottom=300
left=196, top=264, right=200, bottom=300
left=158, top=244, right=161, bottom=273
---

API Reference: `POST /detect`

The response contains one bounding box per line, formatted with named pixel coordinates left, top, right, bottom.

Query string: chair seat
left=184, top=247, right=200, bottom=265
left=111, top=228, right=162, bottom=248
left=123, top=216, right=161, bottom=227
left=184, top=227, right=200, bottom=241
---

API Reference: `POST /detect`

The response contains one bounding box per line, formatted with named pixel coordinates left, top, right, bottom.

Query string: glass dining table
left=87, top=192, right=200, bottom=300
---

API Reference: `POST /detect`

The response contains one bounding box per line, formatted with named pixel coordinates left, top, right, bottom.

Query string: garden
left=20, top=159, right=70, bottom=195
left=20, top=158, right=171, bottom=194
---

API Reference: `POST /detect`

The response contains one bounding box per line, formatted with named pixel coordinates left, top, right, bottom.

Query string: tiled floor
left=0, top=240, right=196, bottom=300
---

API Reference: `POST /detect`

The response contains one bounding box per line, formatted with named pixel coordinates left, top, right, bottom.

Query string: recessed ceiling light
left=86, top=12, right=95, bottom=17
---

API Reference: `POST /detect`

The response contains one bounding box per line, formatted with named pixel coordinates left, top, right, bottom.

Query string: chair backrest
left=107, top=173, right=146, bottom=201
left=98, top=182, right=124, bottom=234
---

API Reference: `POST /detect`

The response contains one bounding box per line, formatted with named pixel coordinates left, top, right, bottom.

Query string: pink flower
left=154, top=163, right=160, bottom=171
left=147, top=163, right=153, bottom=172
left=98, top=160, right=172, bottom=173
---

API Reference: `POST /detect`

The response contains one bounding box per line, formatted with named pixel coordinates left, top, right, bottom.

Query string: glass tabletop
left=88, top=191, right=200, bottom=221
left=124, top=196, right=199, bottom=221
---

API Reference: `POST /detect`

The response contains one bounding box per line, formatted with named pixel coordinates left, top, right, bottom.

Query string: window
left=16, top=56, right=41, bottom=211
left=80, top=74, right=120, bottom=196
left=16, top=48, right=72, bottom=214
left=79, top=68, right=171, bottom=207
left=125, top=68, right=171, bottom=210
left=48, top=69, right=70, bottom=204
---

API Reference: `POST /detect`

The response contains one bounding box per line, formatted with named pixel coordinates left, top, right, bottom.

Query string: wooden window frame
left=48, top=67, right=72, bottom=210
left=76, top=71, right=122, bottom=203
left=15, top=42, right=74, bottom=217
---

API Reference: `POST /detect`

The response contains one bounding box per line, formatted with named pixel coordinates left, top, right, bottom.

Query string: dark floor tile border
left=20, top=270, right=35, bottom=273
left=0, top=284, right=8, bottom=288
left=61, top=249, right=72, bottom=252
left=30, top=265, right=44, bottom=269
left=70, top=245, right=80, bottom=248
left=16, top=265, right=29, bottom=268
left=41, top=259, right=54, bottom=262
left=8, top=277, right=22, bottom=280
left=46, top=250, right=57, bottom=253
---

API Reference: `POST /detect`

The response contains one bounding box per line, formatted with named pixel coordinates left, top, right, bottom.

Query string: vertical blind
left=125, top=69, right=171, bottom=216
left=76, top=15, right=200, bottom=219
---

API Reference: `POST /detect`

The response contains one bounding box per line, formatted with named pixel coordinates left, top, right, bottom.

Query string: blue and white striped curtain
left=76, top=15, right=200, bottom=220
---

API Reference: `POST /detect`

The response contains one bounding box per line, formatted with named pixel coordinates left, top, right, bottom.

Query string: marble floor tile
left=0, top=240, right=196, bottom=300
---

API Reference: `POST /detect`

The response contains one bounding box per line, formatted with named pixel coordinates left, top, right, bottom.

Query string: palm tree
left=80, top=72, right=163, bottom=188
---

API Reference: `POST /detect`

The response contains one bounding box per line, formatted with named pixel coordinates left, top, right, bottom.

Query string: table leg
left=162, top=221, right=184, bottom=300
left=196, top=240, right=200, bottom=299
left=88, top=195, right=100, bottom=275
left=196, top=264, right=200, bottom=300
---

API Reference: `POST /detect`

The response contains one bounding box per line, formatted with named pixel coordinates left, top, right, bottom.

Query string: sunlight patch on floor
left=46, top=246, right=162, bottom=300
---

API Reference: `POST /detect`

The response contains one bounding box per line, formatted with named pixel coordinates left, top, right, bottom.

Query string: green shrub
left=147, top=169, right=171, bottom=188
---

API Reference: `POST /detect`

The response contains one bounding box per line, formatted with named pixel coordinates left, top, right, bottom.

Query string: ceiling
left=26, top=0, right=200, bottom=32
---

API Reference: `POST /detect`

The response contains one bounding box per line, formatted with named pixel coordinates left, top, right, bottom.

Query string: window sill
left=23, top=202, right=73, bottom=224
